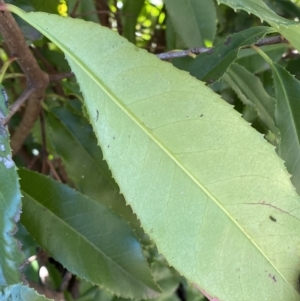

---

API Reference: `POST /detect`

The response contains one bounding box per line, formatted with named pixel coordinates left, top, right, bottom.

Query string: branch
left=0, top=0, right=49, bottom=154
left=156, top=35, right=287, bottom=60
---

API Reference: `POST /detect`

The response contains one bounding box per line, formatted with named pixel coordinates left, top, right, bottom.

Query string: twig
left=59, top=271, right=72, bottom=292
left=95, top=0, right=110, bottom=27
left=4, top=87, right=35, bottom=123
left=47, top=159, right=62, bottom=182
left=0, top=0, right=49, bottom=154
left=156, top=35, right=288, bottom=60
left=114, top=0, right=123, bottom=35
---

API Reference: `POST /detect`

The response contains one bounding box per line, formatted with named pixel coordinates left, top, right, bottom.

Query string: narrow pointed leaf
left=163, top=0, right=216, bottom=48
left=0, top=87, right=24, bottom=286
left=11, top=7, right=300, bottom=301
left=223, top=62, right=278, bottom=136
left=19, top=168, right=160, bottom=299
left=46, top=105, right=143, bottom=237
left=217, top=0, right=300, bottom=52
left=255, top=48, right=300, bottom=194
left=0, top=284, right=53, bottom=301
left=121, top=0, right=144, bottom=43
left=189, top=26, right=274, bottom=83
left=237, top=44, right=288, bottom=74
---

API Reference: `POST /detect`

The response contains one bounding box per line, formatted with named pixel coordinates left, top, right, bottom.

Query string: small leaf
left=19, top=168, right=160, bottom=299
left=223, top=62, right=278, bottom=136
left=0, top=284, right=53, bottom=301
left=164, top=0, right=217, bottom=47
left=0, top=86, right=24, bottom=286
left=189, top=26, right=274, bottom=83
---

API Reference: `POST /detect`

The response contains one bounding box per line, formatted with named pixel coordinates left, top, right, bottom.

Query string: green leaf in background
left=68, top=0, right=99, bottom=23
left=265, top=0, right=300, bottom=18
left=222, top=62, right=278, bottom=136
left=163, top=0, right=216, bottom=48
left=11, top=7, right=300, bottom=301
left=237, top=43, right=288, bottom=74
left=121, top=0, right=144, bottom=43
left=217, top=0, right=300, bottom=52
left=189, top=26, right=274, bottom=83
left=19, top=168, right=160, bottom=299
left=255, top=47, right=300, bottom=194
left=0, top=86, right=24, bottom=286
left=29, top=0, right=58, bottom=14
left=46, top=104, right=143, bottom=238
left=0, top=284, right=52, bottom=301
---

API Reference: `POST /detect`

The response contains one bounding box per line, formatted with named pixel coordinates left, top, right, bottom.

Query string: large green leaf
left=223, top=62, right=278, bottom=136
left=19, top=168, right=160, bottom=299
left=11, top=7, right=300, bottom=301
left=0, top=284, right=52, bottom=301
left=217, top=0, right=300, bottom=52
left=255, top=47, right=300, bottom=194
left=189, top=26, right=274, bottom=83
left=46, top=104, right=143, bottom=238
left=0, top=87, right=24, bottom=286
left=163, top=0, right=216, bottom=47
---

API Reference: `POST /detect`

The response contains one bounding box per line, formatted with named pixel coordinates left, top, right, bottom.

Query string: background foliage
left=1, top=0, right=300, bottom=301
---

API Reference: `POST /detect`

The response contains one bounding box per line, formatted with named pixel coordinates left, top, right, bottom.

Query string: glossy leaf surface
left=19, top=168, right=159, bottom=299
left=189, top=26, right=274, bottom=83
left=11, top=7, right=300, bottom=301
left=163, top=0, right=216, bottom=47
left=0, top=86, right=24, bottom=286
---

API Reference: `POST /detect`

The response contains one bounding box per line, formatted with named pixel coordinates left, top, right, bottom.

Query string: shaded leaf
left=217, top=0, right=300, bottom=52
left=121, top=0, right=144, bottom=43
left=46, top=104, right=143, bottom=238
left=255, top=47, right=300, bottom=194
left=69, top=0, right=99, bottom=23
left=19, top=168, right=160, bottom=299
left=0, top=87, right=24, bottom=286
left=0, top=284, right=52, bottom=301
left=223, top=62, right=278, bottom=136
left=163, top=0, right=216, bottom=48
left=29, top=0, right=58, bottom=14
left=12, top=7, right=300, bottom=301
left=189, top=26, right=274, bottom=83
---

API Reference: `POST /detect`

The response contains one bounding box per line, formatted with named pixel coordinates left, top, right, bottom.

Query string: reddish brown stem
left=0, top=0, right=49, bottom=154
